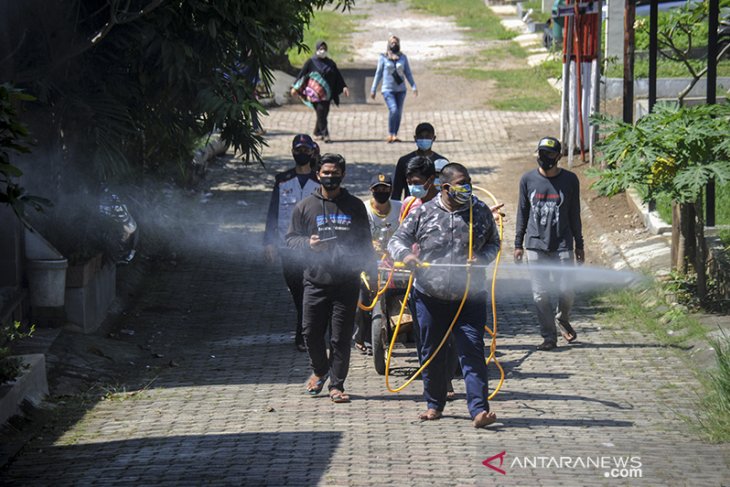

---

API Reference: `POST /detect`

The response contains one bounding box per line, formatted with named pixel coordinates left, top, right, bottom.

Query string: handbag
left=391, top=59, right=404, bottom=85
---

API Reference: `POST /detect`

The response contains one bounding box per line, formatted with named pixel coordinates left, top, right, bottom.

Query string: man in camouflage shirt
left=388, top=163, right=500, bottom=428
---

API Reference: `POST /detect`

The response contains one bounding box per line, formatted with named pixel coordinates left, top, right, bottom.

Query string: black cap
left=292, top=134, right=316, bottom=150
left=370, top=173, right=392, bottom=189
left=537, top=136, right=561, bottom=153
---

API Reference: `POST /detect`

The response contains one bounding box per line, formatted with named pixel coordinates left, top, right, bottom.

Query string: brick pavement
left=2, top=108, right=729, bottom=486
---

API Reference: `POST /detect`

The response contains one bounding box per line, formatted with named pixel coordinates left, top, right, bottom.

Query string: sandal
left=305, top=374, right=327, bottom=396
left=354, top=342, right=368, bottom=355
left=329, top=389, right=350, bottom=403
left=557, top=321, right=577, bottom=343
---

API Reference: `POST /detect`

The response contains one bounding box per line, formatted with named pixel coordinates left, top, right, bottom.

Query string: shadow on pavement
left=3, top=432, right=342, bottom=485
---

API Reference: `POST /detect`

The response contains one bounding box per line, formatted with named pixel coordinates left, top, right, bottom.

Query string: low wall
left=602, top=77, right=730, bottom=100
left=0, top=354, right=48, bottom=426
left=65, top=261, right=116, bottom=334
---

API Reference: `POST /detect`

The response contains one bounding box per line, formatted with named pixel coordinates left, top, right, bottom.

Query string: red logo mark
left=483, top=451, right=507, bottom=475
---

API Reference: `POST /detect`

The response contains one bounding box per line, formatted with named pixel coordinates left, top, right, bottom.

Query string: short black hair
left=414, top=122, right=435, bottom=137
left=405, top=156, right=435, bottom=178
left=439, top=162, right=469, bottom=185
left=317, top=153, right=346, bottom=172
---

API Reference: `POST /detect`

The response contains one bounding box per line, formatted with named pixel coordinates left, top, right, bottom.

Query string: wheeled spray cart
left=368, top=264, right=416, bottom=375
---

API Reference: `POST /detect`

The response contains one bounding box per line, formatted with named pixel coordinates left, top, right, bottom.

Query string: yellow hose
left=385, top=187, right=505, bottom=400
left=384, top=200, right=473, bottom=393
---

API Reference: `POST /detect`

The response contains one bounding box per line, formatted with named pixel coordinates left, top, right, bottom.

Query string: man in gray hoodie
left=388, top=163, right=500, bottom=428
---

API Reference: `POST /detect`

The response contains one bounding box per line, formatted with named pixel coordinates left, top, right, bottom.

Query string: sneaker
left=536, top=339, right=557, bottom=351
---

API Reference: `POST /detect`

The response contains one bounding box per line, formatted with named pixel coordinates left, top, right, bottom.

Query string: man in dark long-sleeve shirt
left=514, top=137, right=585, bottom=351
left=391, top=122, right=446, bottom=200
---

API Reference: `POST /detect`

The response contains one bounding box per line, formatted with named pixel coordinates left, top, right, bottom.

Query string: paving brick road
left=3, top=107, right=729, bottom=486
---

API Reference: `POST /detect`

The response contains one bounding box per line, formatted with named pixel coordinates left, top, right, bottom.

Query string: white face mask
left=316, top=49, right=328, bottom=59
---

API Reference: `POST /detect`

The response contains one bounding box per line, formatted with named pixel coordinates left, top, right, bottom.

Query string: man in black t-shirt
left=514, top=137, right=585, bottom=352
left=391, top=122, right=446, bottom=200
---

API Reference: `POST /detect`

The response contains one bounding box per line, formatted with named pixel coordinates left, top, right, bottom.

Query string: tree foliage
left=0, top=84, right=51, bottom=222
left=0, top=0, right=353, bottom=184
left=592, top=103, right=730, bottom=204
left=634, top=0, right=730, bottom=103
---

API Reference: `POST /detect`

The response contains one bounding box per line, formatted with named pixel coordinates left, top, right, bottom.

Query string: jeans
left=313, top=100, right=330, bottom=137
left=302, top=279, right=360, bottom=391
left=525, top=249, right=575, bottom=343
left=382, top=90, right=407, bottom=136
left=413, top=288, right=490, bottom=419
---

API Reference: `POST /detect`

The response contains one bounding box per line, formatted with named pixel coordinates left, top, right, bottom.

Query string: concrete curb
left=625, top=188, right=672, bottom=235
left=0, top=354, right=48, bottom=426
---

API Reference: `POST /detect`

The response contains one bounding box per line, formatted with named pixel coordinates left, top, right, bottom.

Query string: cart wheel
left=371, top=312, right=386, bottom=375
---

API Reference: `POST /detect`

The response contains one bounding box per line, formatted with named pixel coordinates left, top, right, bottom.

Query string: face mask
left=408, top=183, right=428, bottom=199
left=415, top=139, right=433, bottom=151
left=390, top=43, right=400, bottom=54
left=433, top=177, right=441, bottom=190
left=316, top=49, right=328, bottom=59
left=372, top=192, right=390, bottom=204
left=447, top=183, right=472, bottom=205
left=293, top=153, right=312, bottom=166
left=319, top=175, right=342, bottom=191
left=537, top=152, right=559, bottom=171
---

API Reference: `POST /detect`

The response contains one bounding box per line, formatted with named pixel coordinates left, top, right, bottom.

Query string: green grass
left=287, top=10, right=362, bottom=67
left=594, top=281, right=730, bottom=442
left=456, top=58, right=563, bottom=111
left=594, top=285, right=707, bottom=347
left=605, top=58, right=730, bottom=78
left=479, top=43, right=529, bottom=61
left=409, top=0, right=517, bottom=40
left=697, top=337, right=730, bottom=442
left=655, top=183, right=730, bottom=228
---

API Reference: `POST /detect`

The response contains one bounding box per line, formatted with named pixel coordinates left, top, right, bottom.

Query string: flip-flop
left=558, top=321, right=577, bottom=343
left=329, top=389, right=350, bottom=403
left=305, top=374, right=327, bottom=396
left=354, top=343, right=368, bottom=355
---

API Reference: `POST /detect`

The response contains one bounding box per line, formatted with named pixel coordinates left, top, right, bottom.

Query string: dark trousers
left=413, top=288, right=490, bottom=419
left=281, top=254, right=305, bottom=343
left=302, top=279, right=360, bottom=391
left=355, top=287, right=373, bottom=346
left=313, top=100, right=331, bottom=137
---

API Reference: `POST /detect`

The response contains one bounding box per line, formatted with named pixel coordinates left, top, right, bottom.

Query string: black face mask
left=537, top=152, right=559, bottom=171
left=372, top=192, right=390, bottom=204
left=293, top=153, right=312, bottom=166
left=320, top=176, right=343, bottom=191
left=390, top=43, right=400, bottom=53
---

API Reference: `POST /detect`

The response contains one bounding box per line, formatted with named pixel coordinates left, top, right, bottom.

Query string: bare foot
left=418, top=408, right=442, bottom=421
left=473, top=411, right=497, bottom=428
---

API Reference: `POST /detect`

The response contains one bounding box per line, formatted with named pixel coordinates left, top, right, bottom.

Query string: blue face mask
left=408, top=184, right=428, bottom=199
left=433, top=177, right=441, bottom=190
left=415, top=139, right=433, bottom=151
